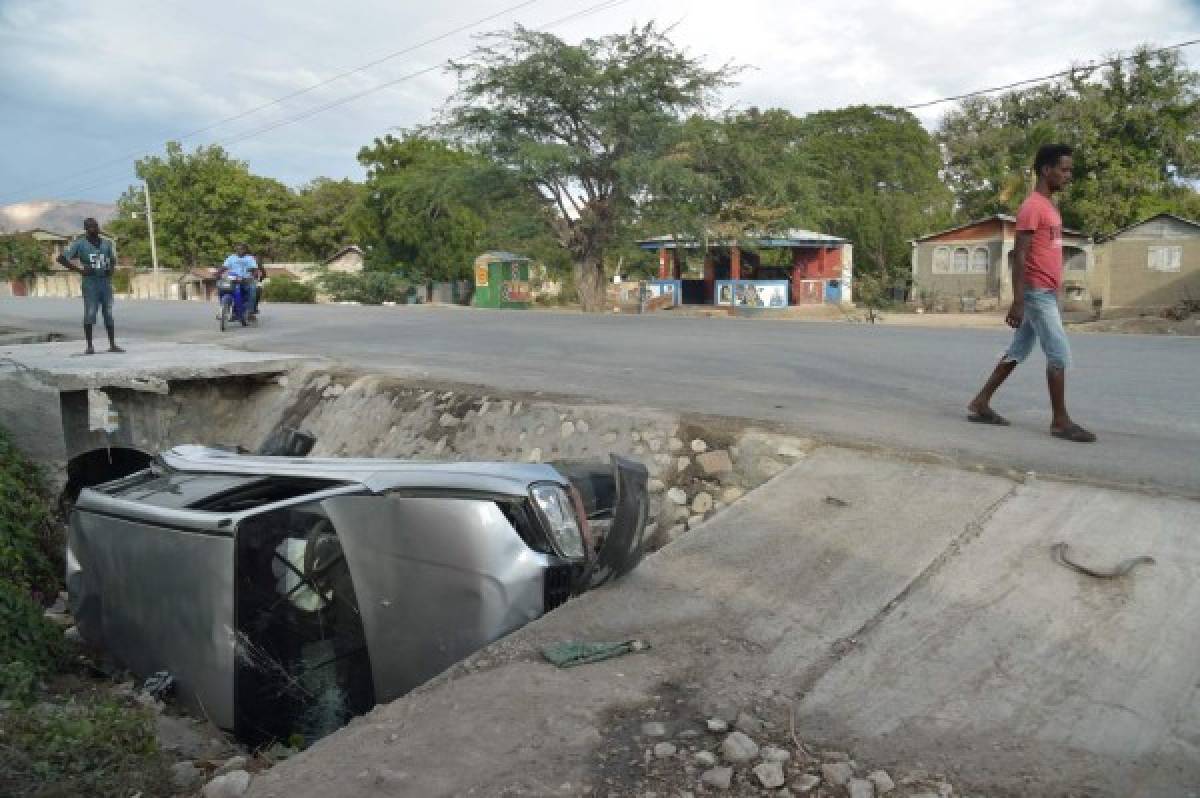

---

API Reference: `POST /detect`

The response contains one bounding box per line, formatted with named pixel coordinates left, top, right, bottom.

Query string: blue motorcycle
left=217, top=275, right=248, bottom=331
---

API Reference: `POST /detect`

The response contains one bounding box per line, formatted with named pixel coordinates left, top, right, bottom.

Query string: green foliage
left=443, top=22, right=735, bottom=310
left=318, top=271, right=410, bottom=304
left=262, top=274, right=316, bottom=303
left=0, top=428, right=58, bottom=598
left=0, top=693, right=172, bottom=797
left=939, top=48, right=1200, bottom=235
left=109, top=269, right=131, bottom=294
left=0, top=234, right=49, bottom=280
left=0, top=585, right=63, bottom=694
left=293, top=178, right=367, bottom=261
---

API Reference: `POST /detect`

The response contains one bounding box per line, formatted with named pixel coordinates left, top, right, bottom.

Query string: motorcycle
left=217, top=275, right=250, bottom=331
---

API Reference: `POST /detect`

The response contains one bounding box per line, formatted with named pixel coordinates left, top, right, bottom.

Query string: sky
left=1, top=0, right=1198, bottom=205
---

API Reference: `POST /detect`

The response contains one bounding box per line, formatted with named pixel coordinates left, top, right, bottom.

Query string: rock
left=868, top=770, right=895, bottom=794
left=721, top=486, right=745, bottom=503
left=654, top=453, right=672, bottom=467
left=641, top=721, right=668, bottom=737
left=720, top=731, right=759, bottom=764
left=793, top=773, right=821, bottom=793
left=690, top=439, right=708, bottom=453
left=687, top=514, right=704, bottom=528
left=694, top=750, right=718, bottom=767
left=676, top=456, right=691, bottom=472
left=691, top=492, right=714, bottom=514
left=439, top=413, right=460, bottom=428
left=761, top=746, right=791, bottom=763
left=701, top=767, right=733, bottom=790
left=706, top=717, right=729, bottom=733
left=696, top=450, right=733, bottom=475
left=171, top=761, right=204, bottom=791
left=653, top=742, right=677, bottom=758
left=822, top=751, right=849, bottom=762
left=669, top=438, right=684, bottom=453
left=329, top=384, right=345, bottom=397
left=754, top=762, right=786, bottom=789
left=648, top=478, right=665, bottom=493
left=734, top=712, right=766, bottom=735
left=561, top=421, right=575, bottom=438
left=667, top=524, right=687, bottom=541
left=821, top=763, right=853, bottom=787
left=667, top=487, right=688, bottom=506
left=216, top=755, right=247, bottom=776
left=203, top=771, right=251, bottom=798
left=848, top=778, right=875, bottom=798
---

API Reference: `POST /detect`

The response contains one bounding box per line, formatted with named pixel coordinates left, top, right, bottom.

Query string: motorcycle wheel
left=220, top=300, right=230, bottom=332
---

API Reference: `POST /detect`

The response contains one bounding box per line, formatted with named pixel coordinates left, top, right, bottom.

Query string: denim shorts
left=1003, top=289, right=1071, bottom=371
left=81, top=277, right=114, bottom=326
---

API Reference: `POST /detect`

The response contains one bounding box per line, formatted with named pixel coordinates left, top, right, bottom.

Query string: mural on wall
left=715, top=280, right=789, bottom=308
left=500, top=262, right=531, bottom=302
left=644, top=279, right=682, bottom=307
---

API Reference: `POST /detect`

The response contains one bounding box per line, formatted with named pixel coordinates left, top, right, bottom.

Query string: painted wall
left=1096, top=217, right=1200, bottom=313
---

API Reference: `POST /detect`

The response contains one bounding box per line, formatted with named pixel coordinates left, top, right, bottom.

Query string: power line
left=0, top=0, right=543, bottom=203
left=902, top=36, right=1200, bottom=110
left=7, top=0, right=632, bottom=203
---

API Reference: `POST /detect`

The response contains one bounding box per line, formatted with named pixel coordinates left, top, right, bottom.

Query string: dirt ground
left=1067, top=315, right=1200, bottom=336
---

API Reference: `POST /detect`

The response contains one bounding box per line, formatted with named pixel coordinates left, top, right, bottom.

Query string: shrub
left=0, top=427, right=58, bottom=598
left=263, top=274, right=316, bottom=303
left=0, top=693, right=173, bottom=797
left=109, top=269, right=132, bottom=294
left=0, top=584, right=64, bottom=697
left=318, top=271, right=410, bottom=304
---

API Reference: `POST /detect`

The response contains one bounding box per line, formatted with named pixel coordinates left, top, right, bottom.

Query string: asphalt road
left=2, top=298, right=1197, bottom=496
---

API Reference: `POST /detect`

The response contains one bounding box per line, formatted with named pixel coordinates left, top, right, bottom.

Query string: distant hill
left=0, top=200, right=117, bottom=236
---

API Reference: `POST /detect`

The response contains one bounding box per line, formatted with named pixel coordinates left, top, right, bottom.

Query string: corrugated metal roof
left=479, top=250, right=531, bottom=262
left=1095, top=212, right=1200, bottom=243
left=636, top=229, right=847, bottom=250
left=911, top=213, right=1089, bottom=243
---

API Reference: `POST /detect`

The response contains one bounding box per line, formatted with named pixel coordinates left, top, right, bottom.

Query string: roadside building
left=910, top=215, right=1094, bottom=311
left=1093, top=213, right=1200, bottom=316
left=635, top=230, right=853, bottom=309
left=1, top=227, right=119, bottom=299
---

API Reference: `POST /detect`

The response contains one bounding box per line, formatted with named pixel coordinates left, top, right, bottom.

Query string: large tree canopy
left=442, top=23, right=734, bottom=310
left=939, top=48, right=1200, bottom=235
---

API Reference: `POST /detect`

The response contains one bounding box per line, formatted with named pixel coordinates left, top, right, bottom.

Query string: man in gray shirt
left=58, top=218, right=124, bottom=354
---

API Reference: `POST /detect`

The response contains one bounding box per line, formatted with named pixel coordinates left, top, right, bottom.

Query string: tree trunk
left=574, top=252, right=607, bottom=312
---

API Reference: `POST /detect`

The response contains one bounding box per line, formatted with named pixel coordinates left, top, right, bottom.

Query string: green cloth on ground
left=541, top=639, right=649, bottom=668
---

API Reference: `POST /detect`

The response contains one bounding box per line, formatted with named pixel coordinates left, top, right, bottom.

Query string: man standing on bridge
left=57, top=217, right=124, bottom=355
left=967, top=144, right=1095, bottom=443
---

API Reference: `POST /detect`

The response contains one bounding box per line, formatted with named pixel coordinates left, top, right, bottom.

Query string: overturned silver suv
left=67, top=445, right=648, bottom=743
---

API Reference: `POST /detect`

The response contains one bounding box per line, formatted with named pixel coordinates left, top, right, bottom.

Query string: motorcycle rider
left=219, top=243, right=257, bottom=321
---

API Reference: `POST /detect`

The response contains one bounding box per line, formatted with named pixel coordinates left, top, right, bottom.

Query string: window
left=953, top=247, right=970, bottom=273
left=971, top=247, right=989, bottom=273
left=1147, top=245, right=1182, bottom=273
left=1066, top=250, right=1088, bottom=271
left=932, top=247, right=950, bottom=274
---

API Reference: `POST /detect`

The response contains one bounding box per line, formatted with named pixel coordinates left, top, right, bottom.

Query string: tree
left=0, top=234, right=48, bottom=280
left=108, top=142, right=283, bottom=270
left=351, top=134, right=487, bottom=281
left=442, top=23, right=734, bottom=311
left=291, top=178, right=365, bottom=261
left=939, top=47, right=1200, bottom=235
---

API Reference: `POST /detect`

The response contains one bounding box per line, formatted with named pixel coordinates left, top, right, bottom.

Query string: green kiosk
left=472, top=251, right=532, bottom=309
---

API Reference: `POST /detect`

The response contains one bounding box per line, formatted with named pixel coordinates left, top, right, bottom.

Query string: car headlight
left=530, top=483, right=586, bottom=559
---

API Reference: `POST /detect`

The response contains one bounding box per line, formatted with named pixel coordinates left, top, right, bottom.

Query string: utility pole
left=142, top=180, right=159, bottom=273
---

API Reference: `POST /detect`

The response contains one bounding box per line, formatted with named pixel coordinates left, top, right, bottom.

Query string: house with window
left=1093, top=213, right=1200, bottom=316
left=910, top=215, right=1094, bottom=310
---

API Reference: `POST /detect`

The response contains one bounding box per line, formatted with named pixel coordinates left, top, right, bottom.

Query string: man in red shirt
left=967, top=144, right=1096, bottom=443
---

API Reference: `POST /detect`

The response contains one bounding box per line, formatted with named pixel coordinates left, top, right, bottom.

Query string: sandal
left=968, top=408, right=1010, bottom=426
left=1052, top=423, right=1097, bottom=443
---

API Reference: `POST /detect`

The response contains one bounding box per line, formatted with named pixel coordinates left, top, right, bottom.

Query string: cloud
left=1, top=0, right=1197, bottom=202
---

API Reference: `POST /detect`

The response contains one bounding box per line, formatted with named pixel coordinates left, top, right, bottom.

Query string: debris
left=734, top=711, right=766, bottom=735
left=141, top=670, right=175, bottom=701
left=676, top=457, right=691, bottom=472
left=541, top=640, right=648, bottom=668
left=821, top=763, right=854, bottom=786
left=669, top=438, right=684, bottom=453
left=868, top=770, right=895, bottom=794
left=561, top=421, right=576, bottom=438
left=694, top=750, right=719, bottom=767
left=690, top=439, right=709, bottom=453
left=653, top=742, right=677, bottom=758
left=701, top=767, right=734, bottom=790
left=824, top=496, right=850, bottom=507
left=203, top=770, right=251, bottom=798
left=691, top=492, right=714, bottom=514
left=215, top=755, right=248, bottom=776
left=721, top=486, right=745, bottom=504
left=754, top=762, right=786, bottom=789
left=667, top=487, right=688, bottom=505
left=721, top=731, right=760, bottom=763
left=706, top=717, right=729, bottom=733
left=848, top=778, right=875, bottom=798
left=648, top=478, right=665, bottom=493
left=439, top=413, right=461, bottom=428
left=1050, top=542, right=1155, bottom=579
left=793, top=773, right=821, bottom=793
